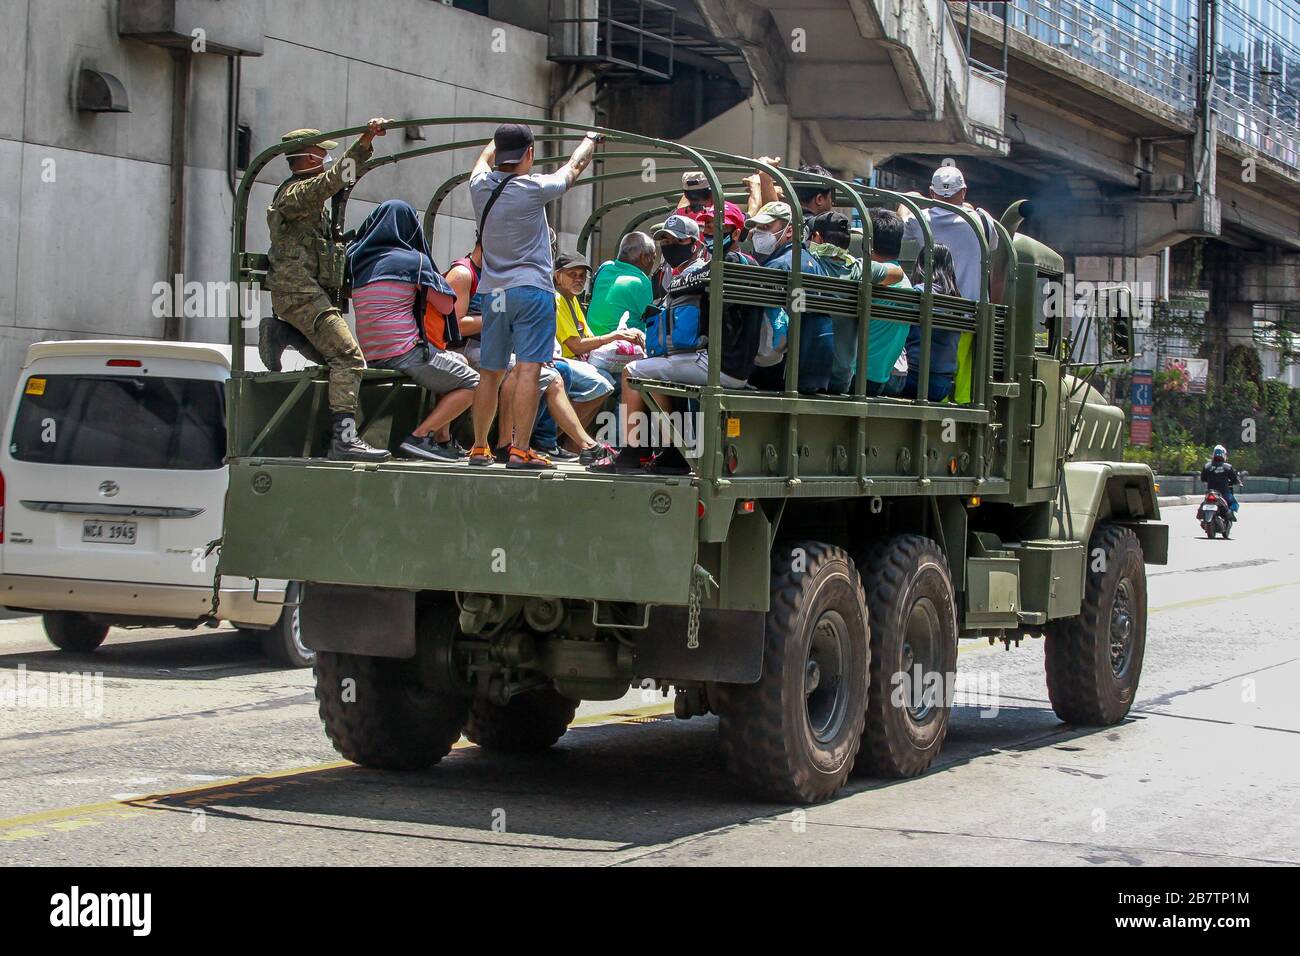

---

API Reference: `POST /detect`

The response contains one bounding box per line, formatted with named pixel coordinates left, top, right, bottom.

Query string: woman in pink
left=348, top=200, right=478, bottom=461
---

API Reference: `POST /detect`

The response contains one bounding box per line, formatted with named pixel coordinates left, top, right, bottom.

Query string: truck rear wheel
left=855, top=535, right=958, bottom=778
left=43, top=612, right=109, bottom=653
left=465, top=686, right=579, bottom=753
left=718, top=541, right=869, bottom=804
left=313, top=607, right=470, bottom=770
left=1045, top=524, right=1147, bottom=725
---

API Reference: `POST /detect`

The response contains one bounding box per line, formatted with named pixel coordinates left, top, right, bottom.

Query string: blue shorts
left=563, top=358, right=614, bottom=404
left=479, top=285, right=557, bottom=371
left=531, top=359, right=613, bottom=450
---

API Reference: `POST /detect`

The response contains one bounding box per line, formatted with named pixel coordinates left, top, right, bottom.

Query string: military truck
left=218, top=118, right=1167, bottom=804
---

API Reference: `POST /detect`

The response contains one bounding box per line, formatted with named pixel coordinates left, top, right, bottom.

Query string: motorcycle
left=1198, top=491, right=1232, bottom=539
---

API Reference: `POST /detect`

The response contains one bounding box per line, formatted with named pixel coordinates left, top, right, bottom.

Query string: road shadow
left=135, top=702, right=1125, bottom=853
left=0, top=627, right=301, bottom=681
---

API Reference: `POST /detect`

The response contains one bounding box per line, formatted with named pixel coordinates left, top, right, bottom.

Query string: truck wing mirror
left=1102, top=286, right=1135, bottom=361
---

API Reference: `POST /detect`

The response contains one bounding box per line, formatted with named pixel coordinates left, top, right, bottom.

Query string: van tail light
left=1, top=467, right=6, bottom=543
left=106, top=359, right=143, bottom=367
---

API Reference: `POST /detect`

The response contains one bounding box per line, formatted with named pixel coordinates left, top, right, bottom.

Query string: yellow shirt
left=555, top=294, right=591, bottom=359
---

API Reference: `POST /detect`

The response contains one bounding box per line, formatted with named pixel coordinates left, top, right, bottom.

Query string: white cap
left=930, top=165, right=967, bottom=198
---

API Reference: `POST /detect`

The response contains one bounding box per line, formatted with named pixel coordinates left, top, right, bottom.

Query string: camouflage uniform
left=266, top=136, right=373, bottom=413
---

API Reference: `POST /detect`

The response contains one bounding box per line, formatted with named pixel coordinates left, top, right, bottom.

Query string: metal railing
left=547, top=0, right=676, bottom=80
left=963, top=0, right=1300, bottom=170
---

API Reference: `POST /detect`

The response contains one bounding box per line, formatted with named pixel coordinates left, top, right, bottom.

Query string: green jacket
left=267, top=138, right=373, bottom=294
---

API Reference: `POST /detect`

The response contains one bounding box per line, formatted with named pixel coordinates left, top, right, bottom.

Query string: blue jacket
left=759, top=241, right=834, bottom=393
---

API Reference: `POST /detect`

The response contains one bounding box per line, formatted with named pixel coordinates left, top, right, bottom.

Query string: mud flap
left=633, top=608, right=765, bottom=683
left=301, top=583, right=416, bottom=658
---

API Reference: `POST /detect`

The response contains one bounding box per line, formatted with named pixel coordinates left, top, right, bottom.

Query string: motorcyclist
left=1200, top=444, right=1241, bottom=521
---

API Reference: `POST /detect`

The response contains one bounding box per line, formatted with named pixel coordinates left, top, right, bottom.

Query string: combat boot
left=258, top=315, right=287, bottom=372
left=329, top=412, right=391, bottom=462
left=260, top=315, right=328, bottom=371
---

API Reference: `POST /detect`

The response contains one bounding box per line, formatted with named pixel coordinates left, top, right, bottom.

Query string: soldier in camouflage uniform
left=263, top=118, right=390, bottom=462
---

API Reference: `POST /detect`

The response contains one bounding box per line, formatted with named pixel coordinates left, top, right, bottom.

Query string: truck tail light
left=697, top=501, right=706, bottom=519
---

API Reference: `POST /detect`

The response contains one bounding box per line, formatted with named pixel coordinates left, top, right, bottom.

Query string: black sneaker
left=536, top=444, right=579, bottom=462
left=578, top=441, right=617, bottom=466
left=586, top=445, right=648, bottom=473
left=398, top=434, right=460, bottom=462
left=643, top=447, right=692, bottom=475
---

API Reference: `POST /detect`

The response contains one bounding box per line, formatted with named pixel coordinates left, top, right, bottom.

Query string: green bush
left=1117, top=350, right=1299, bottom=476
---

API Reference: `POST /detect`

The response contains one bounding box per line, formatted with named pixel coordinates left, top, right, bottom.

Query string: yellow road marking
left=1150, top=579, right=1300, bottom=614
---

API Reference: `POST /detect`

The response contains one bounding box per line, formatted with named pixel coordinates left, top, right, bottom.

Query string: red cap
left=689, top=200, right=746, bottom=233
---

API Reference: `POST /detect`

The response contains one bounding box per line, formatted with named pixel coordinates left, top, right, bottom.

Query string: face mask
left=752, top=229, right=783, bottom=257
left=287, top=152, right=333, bottom=170
left=661, top=243, right=694, bottom=267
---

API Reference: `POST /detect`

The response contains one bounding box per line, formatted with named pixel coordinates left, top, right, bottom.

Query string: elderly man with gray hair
left=586, top=231, right=658, bottom=337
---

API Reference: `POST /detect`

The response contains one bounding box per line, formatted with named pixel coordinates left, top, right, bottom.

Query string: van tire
left=43, top=612, right=108, bottom=653
left=253, top=604, right=313, bottom=668
left=313, top=647, right=469, bottom=770
left=465, top=686, right=579, bottom=753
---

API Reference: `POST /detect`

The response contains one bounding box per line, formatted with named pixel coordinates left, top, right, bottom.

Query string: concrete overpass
left=671, top=0, right=1299, bottom=379
left=691, top=0, right=1011, bottom=173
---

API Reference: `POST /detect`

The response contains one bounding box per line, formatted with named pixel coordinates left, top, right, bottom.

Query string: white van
left=0, top=340, right=310, bottom=666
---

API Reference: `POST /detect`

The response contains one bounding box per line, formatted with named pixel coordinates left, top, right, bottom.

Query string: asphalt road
left=1, top=503, right=1296, bottom=866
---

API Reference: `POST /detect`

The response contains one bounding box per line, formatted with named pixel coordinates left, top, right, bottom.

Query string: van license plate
left=82, top=519, right=137, bottom=545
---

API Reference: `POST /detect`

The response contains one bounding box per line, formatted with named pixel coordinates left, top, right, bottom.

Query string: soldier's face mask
left=287, top=150, right=333, bottom=171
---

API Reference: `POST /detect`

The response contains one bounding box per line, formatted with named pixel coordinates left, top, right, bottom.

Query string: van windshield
left=10, top=374, right=225, bottom=470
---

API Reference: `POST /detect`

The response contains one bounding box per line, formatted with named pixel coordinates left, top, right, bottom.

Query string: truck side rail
left=230, top=117, right=1017, bottom=491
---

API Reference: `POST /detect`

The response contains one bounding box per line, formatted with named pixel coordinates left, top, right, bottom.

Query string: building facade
left=0, top=0, right=596, bottom=407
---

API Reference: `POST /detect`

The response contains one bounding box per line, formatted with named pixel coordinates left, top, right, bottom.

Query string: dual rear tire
left=717, top=535, right=958, bottom=803
left=314, top=605, right=579, bottom=770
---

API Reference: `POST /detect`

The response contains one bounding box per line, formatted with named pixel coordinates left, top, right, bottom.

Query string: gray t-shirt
left=470, top=169, right=569, bottom=295
left=903, top=206, right=998, bottom=301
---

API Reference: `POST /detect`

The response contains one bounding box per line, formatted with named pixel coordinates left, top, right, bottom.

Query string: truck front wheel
left=717, top=541, right=869, bottom=804
left=1045, top=524, right=1147, bottom=725
left=855, top=535, right=959, bottom=778
left=465, top=686, right=579, bottom=753
left=313, top=607, right=469, bottom=770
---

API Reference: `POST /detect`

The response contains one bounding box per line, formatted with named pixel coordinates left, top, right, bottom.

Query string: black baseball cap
left=554, top=251, right=591, bottom=272
left=494, top=123, right=534, bottom=165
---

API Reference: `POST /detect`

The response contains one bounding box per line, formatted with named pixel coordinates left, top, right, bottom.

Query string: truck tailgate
left=220, top=459, right=700, bottom=605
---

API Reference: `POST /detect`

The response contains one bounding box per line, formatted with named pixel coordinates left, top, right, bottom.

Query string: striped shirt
left=352, top=280, right=419, bottom=361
